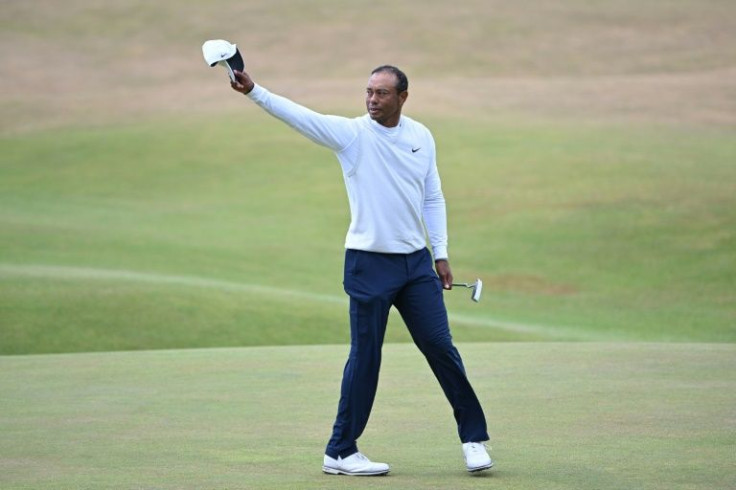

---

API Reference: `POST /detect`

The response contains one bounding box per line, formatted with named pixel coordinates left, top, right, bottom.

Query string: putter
left=451, top=279, right=483, bottom=302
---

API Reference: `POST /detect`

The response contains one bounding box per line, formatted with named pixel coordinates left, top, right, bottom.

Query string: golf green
left=1, top=343, right=733, bottom=489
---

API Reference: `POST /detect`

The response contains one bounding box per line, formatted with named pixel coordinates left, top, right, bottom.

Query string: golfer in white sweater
left=230, top=65, right=491, bottom=475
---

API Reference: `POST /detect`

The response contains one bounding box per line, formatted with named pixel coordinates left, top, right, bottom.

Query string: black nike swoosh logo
left=412, top=147, right=421, bottom=153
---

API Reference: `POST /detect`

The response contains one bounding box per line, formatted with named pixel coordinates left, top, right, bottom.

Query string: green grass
left=1, top=343, right=734, bottom=489
left=1, top=1, right=735, bottom=489
left=2, top=1, right=734, bottom=355
left=1, top=118, right=734, bottom=353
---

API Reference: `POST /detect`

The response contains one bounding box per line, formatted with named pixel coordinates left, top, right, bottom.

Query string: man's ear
left=399, top=90, right=408, bottom=107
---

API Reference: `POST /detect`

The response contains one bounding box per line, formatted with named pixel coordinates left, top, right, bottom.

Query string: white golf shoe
left=462, top=442, right=493, bottom=472
left=322, top=452, right=390, bottom=476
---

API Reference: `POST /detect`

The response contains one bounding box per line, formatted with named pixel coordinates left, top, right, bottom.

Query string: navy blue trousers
left=325, top=248, right=489, bottom=459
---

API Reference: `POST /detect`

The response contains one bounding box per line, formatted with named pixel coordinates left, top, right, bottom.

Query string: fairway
left=1, top=343, right=734, bottom=489
left=2, top=0, right=735, bottom=353
left=2, top=118, right=734, bottom=353
left=1, top=1, right=735, bottom=489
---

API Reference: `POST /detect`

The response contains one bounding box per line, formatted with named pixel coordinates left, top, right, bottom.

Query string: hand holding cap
left=202, top=39, right=245, bottom=82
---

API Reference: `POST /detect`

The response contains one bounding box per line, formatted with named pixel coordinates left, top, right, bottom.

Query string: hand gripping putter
left=452, top=279, right=483, bottom=303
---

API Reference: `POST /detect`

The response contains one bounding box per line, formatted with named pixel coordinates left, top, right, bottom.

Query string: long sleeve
left=423, top=141, right=449, bottom=260
left=247, top=84, right=356, bottom=152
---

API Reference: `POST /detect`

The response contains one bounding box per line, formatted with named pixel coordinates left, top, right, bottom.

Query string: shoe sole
left=322, top=466, right=390, bottom=476
left=467, top=461, right=494, bottom=473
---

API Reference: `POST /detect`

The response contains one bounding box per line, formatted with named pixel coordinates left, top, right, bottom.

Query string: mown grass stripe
left=0, top=263, right=597, bottom=340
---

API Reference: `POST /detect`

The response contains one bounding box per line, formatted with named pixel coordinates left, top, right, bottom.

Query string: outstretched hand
left=435, top=259, right=453, bottom=290
left=230, top=70, right=255, bottom=94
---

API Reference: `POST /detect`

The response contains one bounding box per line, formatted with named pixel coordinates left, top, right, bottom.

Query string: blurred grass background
left=1, top=3, right=735, bottom=490
left=1, top=0, right=735, bottom=353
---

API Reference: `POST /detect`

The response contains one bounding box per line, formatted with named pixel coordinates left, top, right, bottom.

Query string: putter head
left=471, top=279, right=483, bottom=302
left=451, top=279, right=483, bottom=303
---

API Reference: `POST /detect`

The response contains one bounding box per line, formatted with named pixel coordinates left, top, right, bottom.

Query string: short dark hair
left=371, top=65, right=408, bottom=93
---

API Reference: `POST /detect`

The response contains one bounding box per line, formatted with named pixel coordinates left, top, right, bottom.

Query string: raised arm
left=230, top=70, right=356, bottom=152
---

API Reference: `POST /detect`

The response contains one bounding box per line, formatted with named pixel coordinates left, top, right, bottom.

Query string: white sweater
left=247, top=84, right=448, bottom=260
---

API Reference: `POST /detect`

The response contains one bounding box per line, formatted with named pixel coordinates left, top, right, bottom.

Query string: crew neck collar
left=369, top=116, right=403, bottom=134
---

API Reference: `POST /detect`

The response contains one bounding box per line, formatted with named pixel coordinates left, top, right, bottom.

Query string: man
left=229, top=65, right=492, bottom=475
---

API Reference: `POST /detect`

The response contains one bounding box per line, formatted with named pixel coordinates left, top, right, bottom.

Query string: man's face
left=365, top=71, right=407, bottom=128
